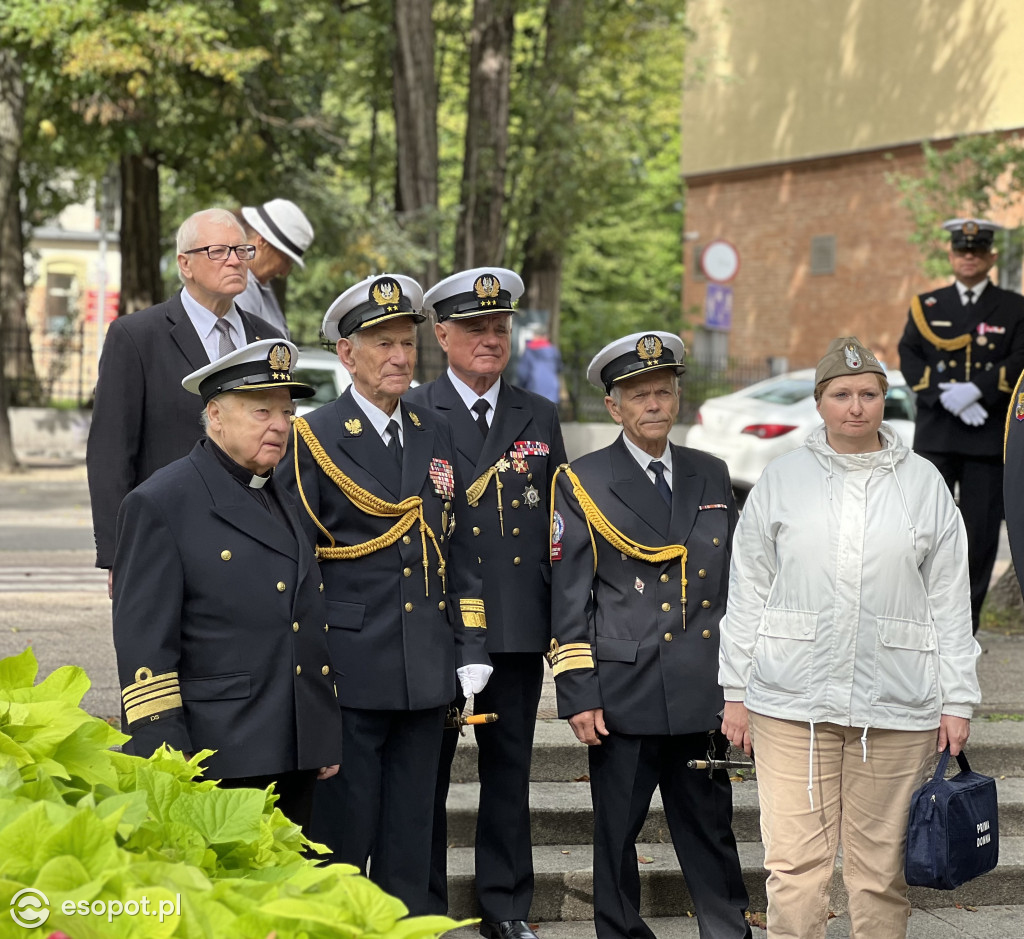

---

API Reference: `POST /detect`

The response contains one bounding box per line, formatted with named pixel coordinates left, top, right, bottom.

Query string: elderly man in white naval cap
left=111, top=339, right=342, bottom=835
left=275, top=274, right=491, bottom=915
left=237, top=198, right=315, bottom=338
left=548, top=331, right=751, bottom=939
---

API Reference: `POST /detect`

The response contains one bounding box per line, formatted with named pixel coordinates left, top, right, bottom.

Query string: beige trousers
left=748, top=713, right=936, bottom=939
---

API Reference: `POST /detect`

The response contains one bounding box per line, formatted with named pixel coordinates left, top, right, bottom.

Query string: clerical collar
left=207, top=439, right=273, bottom=489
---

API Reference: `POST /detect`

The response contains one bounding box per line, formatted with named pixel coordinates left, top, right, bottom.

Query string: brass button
left=664, top=632, right=673, bottom=642
left=702, top=600, right=711, bottom=609
left=444, top=501, right=452, bottom=511
left=949, top=359, right=957, bottom=368
left=713, top=537, right=721, bottom=546
left=295, top=665, right=302, bottom=676
left=322, top=665, right=330, bottom=676
left=438, top=601, right=446, bottom=611
left=512, top=528, right=520, bottom=536
left=473, top=527, right=481, bottom=536
left=514, top=557, right=522, bottom=566
left=661, top=602, right=671, bottom=612
left=698, top=569, right=707, bottom=579
left=660, top=574, right=669, bottom=583
left=702, top=629, right=712, bottom=639
left=527, top=473, right=533, bottom=481
left=403, top=567, right=412, bottom=577
left=319, top=583, right=324, bottom=592
left=324, top=624, right=329, bottom=632
left=440, top=534, right=445, bottom=543
left=511, top=499, right=521, bottom=508
left=277, top=581, right=287, bottom=592
left=402, top=535, right=412, bottom=545
left=405, top=602, right=414, bottom=612
left=292, top=622, right=300, bottom=632
left=220, top=550, right=231, bottom=561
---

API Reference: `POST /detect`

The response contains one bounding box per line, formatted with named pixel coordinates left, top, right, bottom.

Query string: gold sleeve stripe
left=122, top=676, right=179, bottom=706
left=121, top=667, right=183, bottom=725
left=460, top=598, right=487, bottom=629
left=546, top=639, right=595, bottom=677
left=998, top=365, right=1013, bottom=394
left=125, top=693, right=183, bottom=725
left=911, top=366, right=931, bottom=392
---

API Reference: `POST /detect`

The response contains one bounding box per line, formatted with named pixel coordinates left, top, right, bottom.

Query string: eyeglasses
left=183, top=244, right=256, bottom=261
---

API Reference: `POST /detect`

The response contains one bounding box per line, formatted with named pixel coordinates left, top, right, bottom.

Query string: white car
left=686, top=368, right=916, bottom=500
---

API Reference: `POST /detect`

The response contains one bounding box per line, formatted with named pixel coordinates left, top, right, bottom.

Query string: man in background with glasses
left=87, top=207, right=284, bottom=594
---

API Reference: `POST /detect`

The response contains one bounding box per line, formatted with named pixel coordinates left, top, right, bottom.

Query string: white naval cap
left=587, top=331, right=686, bottom=393
left=241, top=199, right=314, bottom=269
left=182, top=338, right=315, bottom=404
left=321, top=273, right=425, bottom=343
left=941, top=218, right=1003, bottom=251
left=423, top=267, right=524, bottom=321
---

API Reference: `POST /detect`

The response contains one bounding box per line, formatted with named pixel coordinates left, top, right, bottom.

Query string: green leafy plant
left=0, top=648, right=467, bottom=939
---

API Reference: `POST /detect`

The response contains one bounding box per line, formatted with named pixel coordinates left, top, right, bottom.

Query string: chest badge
left=494, top=456, right=511, bottom=473
left=522, top=484, right=541, bottom=509
left=634, top=577, right=645, bottom=594
left=344, top=418, right=363, bottom=436
left=1017, top=393, right=1024, bottom=421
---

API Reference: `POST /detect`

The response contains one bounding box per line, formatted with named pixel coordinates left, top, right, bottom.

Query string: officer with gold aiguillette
left=898, top=218, right=1024, bottom=633
left=112, top=339, right=342, bottom=834
left=549, top=331, right=751, bottom=939
left=275, top=273, right=490, bottom=916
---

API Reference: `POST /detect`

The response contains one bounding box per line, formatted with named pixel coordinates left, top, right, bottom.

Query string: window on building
left=45, top=272, right=77, bottom=334
left=692, top=244, right=705, bottom=280
left=810, top=235, right=836, bottom=275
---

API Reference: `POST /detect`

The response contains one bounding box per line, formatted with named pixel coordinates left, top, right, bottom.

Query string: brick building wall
left=682, top=144, right=954, bottom=372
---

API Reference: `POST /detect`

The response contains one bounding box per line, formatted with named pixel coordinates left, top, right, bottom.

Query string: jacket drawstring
left=824, top=458, right=835, bottom=501
left=889, top=451, right=917, bottom=550
left=860, top=724, right=869, bottom=762
left=807, top=720, right=816, bottom=809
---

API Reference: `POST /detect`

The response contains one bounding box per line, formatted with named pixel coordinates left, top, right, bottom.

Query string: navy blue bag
left=905, top=747, right=999, bottom=889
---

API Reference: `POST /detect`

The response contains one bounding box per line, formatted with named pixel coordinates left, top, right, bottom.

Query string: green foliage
left=0, top=648, right=466, bottom=939
left=886, top=133, right=1024, bottom=278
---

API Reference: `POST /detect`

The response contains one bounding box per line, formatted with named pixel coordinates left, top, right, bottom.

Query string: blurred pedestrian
left=897, top=218, right=1024, bottom=632
left=237, top=198, right=315, bottom=339
left=515, top=327, right=562, bottom=403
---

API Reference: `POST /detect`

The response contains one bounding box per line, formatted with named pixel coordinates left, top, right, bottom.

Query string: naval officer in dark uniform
left=276, top=273, right=491, bottom=915
left=405, top=267, right=567, bottom=939
left=549, top=332, right=751, bottom=939
left=898, top=218, right=1024, bottom=632
left=112, top=339, right=341, bottom=833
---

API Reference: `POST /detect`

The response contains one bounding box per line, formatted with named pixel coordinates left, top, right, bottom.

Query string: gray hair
left=200, top=392, right=233, bottom=433
left=176, top=209, right=247, bottom=285
left=608, top=373, right=680, bottom=405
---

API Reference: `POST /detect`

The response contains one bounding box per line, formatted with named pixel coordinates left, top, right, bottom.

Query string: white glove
left=938, top=381, right=982, bottom=415
left=457, top=664, right=494, bottom=697
left=958, top=402, right=988, bottom=427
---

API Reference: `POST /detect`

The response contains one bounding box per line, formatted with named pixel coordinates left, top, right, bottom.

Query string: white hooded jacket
left=719, top=422, right=981, bottom=732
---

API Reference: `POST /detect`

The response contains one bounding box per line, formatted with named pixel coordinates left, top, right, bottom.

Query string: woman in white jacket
left=719, top=336, right=981, bottom=939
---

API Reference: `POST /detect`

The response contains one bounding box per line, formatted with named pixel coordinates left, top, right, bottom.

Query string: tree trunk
left=392, top=0, right=442, bottom=380
left=118, top=149, right=163, bottom=317
left=454, top=0, right=514, bottom=269
left=518, top=0, right=584, bottom=344
left=0, top=47, right=25, bottom=471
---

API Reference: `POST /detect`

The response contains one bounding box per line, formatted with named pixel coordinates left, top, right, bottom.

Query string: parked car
left=292, top=346, right=419, bottom=416
left=686, top=367, right=916, bottom=500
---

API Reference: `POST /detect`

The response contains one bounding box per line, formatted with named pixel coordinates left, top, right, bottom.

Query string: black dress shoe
left=479, top=921, right=540, bottom=939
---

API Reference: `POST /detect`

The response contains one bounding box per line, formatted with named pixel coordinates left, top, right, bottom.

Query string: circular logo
left=10, top=888, right=50, bottom=928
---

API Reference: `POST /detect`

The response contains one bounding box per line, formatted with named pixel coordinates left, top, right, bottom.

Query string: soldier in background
left=898, top=218, right=1024, bottom=632
left=405, top=267, right=566, bottom=939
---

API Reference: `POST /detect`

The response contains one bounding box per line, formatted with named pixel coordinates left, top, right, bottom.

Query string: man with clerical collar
left=276, top=273, right=491, bottom=915
left=87, top=208, right=284, bottom=591
left=404, top=268, right=566, bottom=939
left=898, top=217, right=1024, bottom=633
left=111, top=340, right=341, bottom=834
left=548, top=331, right=751, bottom=939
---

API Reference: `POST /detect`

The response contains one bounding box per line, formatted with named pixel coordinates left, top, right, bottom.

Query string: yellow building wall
left=683, top=0, right=1024, bottom=176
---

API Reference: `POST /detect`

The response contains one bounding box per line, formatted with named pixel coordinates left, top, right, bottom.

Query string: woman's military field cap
left=587, top=331, right=686, bottom=393
left=182, top=339, right=316, bottom=404
left=942, top=218, right=1003, bottom=252
left=424, top=267, right=524, bottom=322
left=322, top=273, right=425, bottom=343
left=814, top=336, right=886, bottom=387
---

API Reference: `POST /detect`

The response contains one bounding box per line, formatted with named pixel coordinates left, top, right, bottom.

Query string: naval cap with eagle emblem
left=942, top=218, right=1003, bottom=252
left=181, top=338, right=316, bottom=404
left=321, top=273, right=425, bottom=342
left=423, top=266, right=524, bottom=321
left=586, top=330, right=686, bottom=393
left=814, top=336, right=887, bottom=388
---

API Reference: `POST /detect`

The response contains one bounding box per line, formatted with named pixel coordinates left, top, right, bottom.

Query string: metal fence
left=1, top=320, right=95, bottom=408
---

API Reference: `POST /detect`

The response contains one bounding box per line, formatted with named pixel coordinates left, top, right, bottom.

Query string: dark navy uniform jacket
left=112, top=439, right=342, bottom=779
left=549, top=435, right=737, bottom=736
left=898, top=281, right=1024, bottom=457
left=277, top=388, right=489, bottom=712
left=404, top=374, right=567, bottom=653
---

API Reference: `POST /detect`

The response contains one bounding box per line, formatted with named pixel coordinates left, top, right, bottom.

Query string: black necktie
left=649, top=460, right=672, bottom=506
left=387, top=419, right=403, bottom=464
left=964, top=288, right=975, bottom=308
left=472, top=399, right=490, bottom=438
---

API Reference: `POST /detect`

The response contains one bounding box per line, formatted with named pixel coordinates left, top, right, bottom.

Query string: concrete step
left=444, top=837, right=1024, bottom=921
left=445, top=778, right=1024, bottom=847
left=444, top=905, right=1024, bottom=938
left=450, top=718, right=1024, bottom=783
